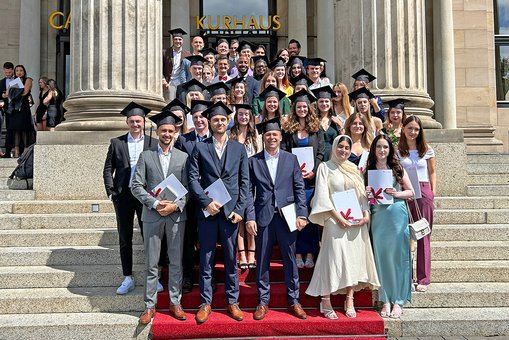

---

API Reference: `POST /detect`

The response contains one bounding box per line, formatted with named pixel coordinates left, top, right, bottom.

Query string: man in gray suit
left=131, top=104, right=190, bottom=324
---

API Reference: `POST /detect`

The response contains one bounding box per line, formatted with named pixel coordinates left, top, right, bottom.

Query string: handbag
left=406, top=199, right=430, bottom=241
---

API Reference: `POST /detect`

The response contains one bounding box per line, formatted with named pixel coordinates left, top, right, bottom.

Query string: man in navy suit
left=245, top=118, right=309, bottom=320
left=188, top=101, right=249, bottom=324
left=0, top=62, right=15, bottom=157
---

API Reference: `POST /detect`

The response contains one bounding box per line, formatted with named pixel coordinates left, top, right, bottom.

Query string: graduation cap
left=348, top=87, right=375, bottom=101
left=386, top=98, right=408, bottom=110
left=232, top=103, right=252, bottom=111
left=226, top=76, right=246, bottom=87
left=206, top=82, right=230, bottom=97
left=289, top=89, right=317, bottom=104
left=200, top=48, right=216, bottom=57
left=186, top=55, right=207, bottom=66
left=181, top=78, right=206, bottom=93
left=190, top=100, right=212, bottom=114
left=201, top=101, right=233, bottom=119
left=259, top=85, right=286, bottom=101
left=120, top=102, right=151, bottom=118
left=268, top=57, right=287, bottom=70
left=307, top=58, right=327, bottom=66
left=252, top=55, right=269, bottom=66
left=311, top=86, right=337, bottom=99
left=256, top=117, right=281, bottom=135
left=289, top=74, right=314, bottom=88
left=351, top=68, right=376, bottom=84
left=287, top=56, right=307, bottom=67
left=161, top=98, right=189, bottom=114
left=238, top=40, right=256, bottom=52
left=149, top=110, right=183, bottom=127
left=168, top=28, right=187, bottom=37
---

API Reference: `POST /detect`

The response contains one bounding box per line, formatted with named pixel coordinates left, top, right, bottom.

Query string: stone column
left=19, top=0, right=41, bottom=105
left=288, top=0, right=307, bottom=56
left=317, top=0, right=335, bottom=81
left=60, top=0, right=165, bottom=131
left=335, top=0, right=441, bottom=128
left=170, top=0, right=190, bottom=37
left=433, top=0, right=456, bottom=129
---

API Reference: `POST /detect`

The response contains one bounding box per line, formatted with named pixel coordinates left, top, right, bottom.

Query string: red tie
left=219, top=76, right=227, bottom=81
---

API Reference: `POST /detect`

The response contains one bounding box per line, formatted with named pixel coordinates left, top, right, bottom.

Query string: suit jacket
left=163, top=47, right=192, bottom=83
left=131, top=147, right=189, bottom=223
left=246, top=150, right=307, bottom=227
left=188, top=137, right=249, bottom=219
left=103, top=133, right=157, bottom=199
left=174, top=130, right=210, bottom=156
left=0, top=77, right=8, bottom=113
left=244, top=75, right=259, bottom=105
left=281, top=129, right=325, bottom=176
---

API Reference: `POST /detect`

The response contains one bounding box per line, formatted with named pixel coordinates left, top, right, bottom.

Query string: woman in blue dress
left=364, top=134, right=414, bottom=318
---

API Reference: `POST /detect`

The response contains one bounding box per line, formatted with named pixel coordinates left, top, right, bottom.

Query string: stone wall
left=0, top=2, right=20, bottom=65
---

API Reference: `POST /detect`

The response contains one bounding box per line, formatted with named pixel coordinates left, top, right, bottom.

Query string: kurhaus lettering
left=49, top=11, right=71, bottom=29
left=196, top=15, right=281, bottom=31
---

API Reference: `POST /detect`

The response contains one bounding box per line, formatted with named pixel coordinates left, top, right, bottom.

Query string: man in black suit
left=232, top=56, right=259, bottom=105
left=0, top=62, right=15, bottom=157
left=188, top=101, right=249, bottom=324
left=103, top=102, right=157, bottom=295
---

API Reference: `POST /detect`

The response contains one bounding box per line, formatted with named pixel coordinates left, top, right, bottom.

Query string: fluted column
left=288, top=0, right=307, bottom=56
left=170, top=0, right=190, bottom=39
left=61, top=0, right=165, bottom=131
left=336, top=0, right=441, bottom=128
left=317, top=0, right=335, bottom=81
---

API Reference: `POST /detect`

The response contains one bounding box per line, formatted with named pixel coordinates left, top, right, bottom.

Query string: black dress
left=36, top=90, right=49, bottom=123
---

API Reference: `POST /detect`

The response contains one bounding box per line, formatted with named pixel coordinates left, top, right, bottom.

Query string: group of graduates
left=103, top=28, right=437, bottom=326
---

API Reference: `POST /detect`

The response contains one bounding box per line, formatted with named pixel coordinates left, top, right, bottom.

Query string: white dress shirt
left=213, top=135, right=229, bottom=159
left=264, top=149, right=280, bottom=207
left=127, top=133, right=145, bottom=187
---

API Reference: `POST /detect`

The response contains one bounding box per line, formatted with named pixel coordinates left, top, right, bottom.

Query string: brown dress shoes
left=288, top=303, right=307, bottom=319
left=169, top=304, right=187, bottom=321
left=195, top=304, right=212, bottom=324
left=253, top=304, right=269, bottom=320
left=226, top=303, right=244, bottom=321
left=139, top=308, right=156, bottom=325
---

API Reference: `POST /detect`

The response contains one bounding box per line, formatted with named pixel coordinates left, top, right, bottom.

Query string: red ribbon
left=340, top=208, right=354, bottom=220
left=150, top=188, right=162, bottom=198
left=300, top=163, right=307, bottom=173
left=371, top=188, right=383, bottom=200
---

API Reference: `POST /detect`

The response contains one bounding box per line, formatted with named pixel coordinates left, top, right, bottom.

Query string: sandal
left=390, top=304, right=403, bottom=318
left=320, top=297, right=338, bottom=320
left=296, top=257, right=305, bottom=268
left=344, top=296, right=356, bottom=318
left=380, top=303, right=391, bottom=318
left=247, top=249, right=256, bottom=269
left=304, top=256, right=314, bottom=268
left=415, top=284, right=428, bottom=292
left=238, top=249, right=248, bottom=270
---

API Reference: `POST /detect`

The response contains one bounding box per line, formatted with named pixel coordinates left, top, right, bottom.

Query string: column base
left=459, top=124, right=504, bottom=154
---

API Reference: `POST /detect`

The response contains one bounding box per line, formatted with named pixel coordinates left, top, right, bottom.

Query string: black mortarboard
left=120, top=102, right=151, bottom=118
left=306, top=58, right=327, bottom=66
left=161, top=98, right=190, bottom=114
left=238, top=40, right=256, bottom=52
left=226, top=76, right=246, bottom=87
left=351, top=68, right=376, bottom=83
left=386, top=98, right=408, bottom=109
left=149, top=110, right=183, bottom=127
left=289, top=74, right=314, bottom=88
left=268, top=57, right=287, bottom=69
left=168, top=28, right=187, bottom=37
left=206, top=82, right=230, bottom=97
left=201, top=101, right=233, bottom=119
left=311, top=86, right=337, bottom=99
left=186, top=55, right=207, bottom=66
left=287, top=56, right=307, bottom=67
left=259, top=85, right=286, bottom=101
left=200, top=48, right=216, bottom=57
left=181, top=79, right=206, bottom=93
left=289, top=89, right=317, bottom=104
left=256, top=117, right=281, bottom=135
left=348, top=87, right=375, bottom=101
left=190, top=100, right=212, bottom=114
left=252, top=55, right=269, bottom=65
left=232, top=103, right=252, bottom=111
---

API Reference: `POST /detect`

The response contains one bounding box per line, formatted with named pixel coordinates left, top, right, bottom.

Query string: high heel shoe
left=238, top=249, right=248, bottom=270
left=390, top=304, right=403, bottom=318
left=319, top=297, right=338, bottom=320
left=380, top=303, right=391, bottom=318
left=344, top=296, right=356, bottom=318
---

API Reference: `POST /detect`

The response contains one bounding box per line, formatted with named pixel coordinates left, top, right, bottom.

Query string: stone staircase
left=0, top=154, right=508, bottom=338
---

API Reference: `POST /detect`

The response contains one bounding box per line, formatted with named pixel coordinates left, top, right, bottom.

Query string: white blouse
left=397, top=148, right=435, bottom=182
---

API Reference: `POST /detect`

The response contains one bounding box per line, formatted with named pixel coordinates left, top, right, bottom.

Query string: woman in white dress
left=306, top=135, right=379, bottom=319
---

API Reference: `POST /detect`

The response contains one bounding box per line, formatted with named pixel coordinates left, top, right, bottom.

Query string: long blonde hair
left=344, top=113, right=373, bottom=149
left=283, top=101, right=320, bottom=134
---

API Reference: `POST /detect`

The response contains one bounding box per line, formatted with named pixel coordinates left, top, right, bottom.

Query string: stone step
left=468, top=162, right=509, bottom=174
left=467, top=184, right=509, bottom=196
left=6, top=200, right=114, bottom=214
left=0, top=167, right=14, bottom=177
left=467, top=174, right=509, bottom=185
left=0, top=180, right=10, bottom=190
left=0, top=229, right=143, bottom=247
left=0, top=312, right=150, bottom=340
left=0, top=265, right=145, bottom=289
left=0, top=190, right=35, bottom=201
left=0, top=158, right=20, bottom=167
left=432, top=260, right=509, bottom=282
left=0, top=245, right=145, bottom=267
left=0, top=213, right=117, bottom=230
left=433, top=224, right=509, bottom=241
left=385, top=307, right=509, bottom=337
left=0, top=287, right=144, bottom=314
left=467, top=153, right=509, bottom=164
left=435, top=196, right=509, bottom=209
left=432, top=241, right=509, bottom=260
left=434, top=209, right=509, bottom=224
left=408, top=282, right=509, bottom=308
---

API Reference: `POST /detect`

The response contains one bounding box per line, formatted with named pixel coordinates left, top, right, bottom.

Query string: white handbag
left=407, top=199, right=431, bottom=241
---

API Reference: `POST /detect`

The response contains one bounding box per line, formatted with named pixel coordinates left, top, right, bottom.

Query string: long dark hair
left=230, top=108, right=260, bottom=153
left=398, top=115, right=429, bottom=158
left=365, top=134, right=404, bottom=185
left=15, top=64, right=28, bottom=83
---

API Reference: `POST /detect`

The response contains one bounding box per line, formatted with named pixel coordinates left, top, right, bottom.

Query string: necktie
left=219, top=76, right=227, bottom=81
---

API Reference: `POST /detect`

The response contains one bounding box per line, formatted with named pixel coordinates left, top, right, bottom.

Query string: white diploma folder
left=331, top=189, right=364, bottom=224
left=150, top=174, right=188, bottom=201
left=7, top=77, right=24, bottom=89
left=368, top=170, right=394, bottom=205
left=281, top=203, right=297, bottom=232
left=406, top=167, right=422, bottom=199
left=203, top=178, right=232, bottom=217
left=292, top=146, right=314, bottom=173
left=186, top=113, right=195, bottom=130
left=358, top=151, right=369, bottom=173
